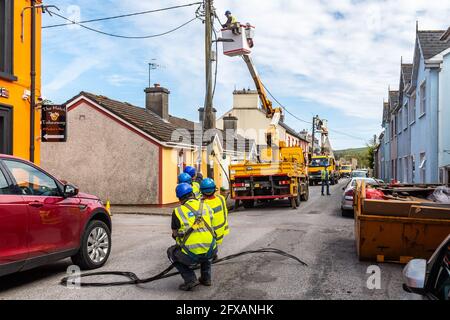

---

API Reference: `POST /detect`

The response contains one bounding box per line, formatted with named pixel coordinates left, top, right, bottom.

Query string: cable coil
left=60, top=248, right=307, bottom=288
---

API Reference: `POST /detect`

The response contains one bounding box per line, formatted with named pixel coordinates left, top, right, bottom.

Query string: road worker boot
left=178, top=280, right=199, bottom=291
left=199, top=277, right=212, bottom=286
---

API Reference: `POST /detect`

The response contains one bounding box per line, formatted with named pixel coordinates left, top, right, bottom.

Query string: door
left=3, top=159, right=82, bottom=258
left=0, top=161, right=28, bottom=269
left=0, top=105, right=13, bottom=155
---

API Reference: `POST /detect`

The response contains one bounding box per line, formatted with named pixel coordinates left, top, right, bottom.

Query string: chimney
left=223, top=114, right=238, bottom=135
left=145, top=84, right=170, bottom=121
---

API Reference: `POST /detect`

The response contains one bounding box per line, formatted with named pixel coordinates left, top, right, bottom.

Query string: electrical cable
left=42, top=2, right=203, bottom=29
left=45, top=9, right=201, bottom=39
left=60, top=248, right=307, bottom=288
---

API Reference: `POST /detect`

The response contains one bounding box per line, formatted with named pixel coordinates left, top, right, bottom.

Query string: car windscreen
left=342, top=166, right=352, bottom=170
left=310, top=158, right=329, bottom=167
left=352, top=171, right=367, bottom=177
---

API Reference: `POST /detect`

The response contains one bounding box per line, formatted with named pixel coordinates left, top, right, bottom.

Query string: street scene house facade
left=41, top=87, right=255, bottom=205
left=377, top=26, right=450, bottom=184
left=216, top=89, right=310, bottom=157
left=0, top=0, right=42, bottom=162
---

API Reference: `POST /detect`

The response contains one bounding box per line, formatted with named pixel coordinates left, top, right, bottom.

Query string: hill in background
left=334, top=147, right=370, bottom=168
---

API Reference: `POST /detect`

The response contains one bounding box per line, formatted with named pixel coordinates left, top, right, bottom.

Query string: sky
left=41, top=0, right=450, bottom=150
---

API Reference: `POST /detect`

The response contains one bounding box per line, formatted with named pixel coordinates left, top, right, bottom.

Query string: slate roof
left=74, top=92, right=182, bottom=143
left=401, top=64, right=413, bottom=86
left=418, top=30, right=450, bottom=59
left=388, top=90, right=399, bottom=111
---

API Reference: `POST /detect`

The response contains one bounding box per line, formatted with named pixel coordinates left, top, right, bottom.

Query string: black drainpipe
left=29, top=0, right=36, bottom=162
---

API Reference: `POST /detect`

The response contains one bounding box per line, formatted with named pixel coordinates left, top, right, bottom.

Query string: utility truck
left=222, top=25, right=309, bottom=210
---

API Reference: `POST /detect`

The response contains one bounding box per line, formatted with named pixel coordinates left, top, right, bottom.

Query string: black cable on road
left=60, top=248, right=307, bottom=288
left=46, top=10, right=200, bottom=39
left=42, top=2, right=203, bottom=29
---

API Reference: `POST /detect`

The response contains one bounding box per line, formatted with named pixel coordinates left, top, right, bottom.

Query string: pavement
left=0, top=180, right=418, bottom=300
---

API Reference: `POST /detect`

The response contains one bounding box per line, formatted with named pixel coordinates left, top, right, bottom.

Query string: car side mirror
left=64, top=184, right=79, bottom=198
left=403, top=259, right=427, bottom=295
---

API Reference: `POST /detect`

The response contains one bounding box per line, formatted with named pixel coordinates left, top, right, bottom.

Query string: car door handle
left=29, top=202, right=44, bottom=208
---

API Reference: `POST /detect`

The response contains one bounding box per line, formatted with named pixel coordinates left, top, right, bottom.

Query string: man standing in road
left=321, top=166, right=331, bottom=196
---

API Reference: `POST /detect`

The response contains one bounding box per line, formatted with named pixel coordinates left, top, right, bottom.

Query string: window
left=398, top=110, right=403, bottom=134
left=0, top=105, right=12, bottom=154
left=411, top=155, right=415, bottom=183
left=420, top=82, right=426, bottom=116
left=0, top=0, right=14, bottom=78
left=419, top=153, right=426, bottom=183
left=4, top=160, right=60, bottom=196
left=390, top=120, right=394, bottom=140
left=0, top=169, right=11, bottom=194
left=404, top=103, right=409, bottom=130
left=410, top=92, right=416, bottom=124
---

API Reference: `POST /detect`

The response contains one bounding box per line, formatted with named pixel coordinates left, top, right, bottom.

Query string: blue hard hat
left=225, top=10, right=231, bottom=15
left=184, top=166, right=197, bottom=178
left=178, top=173, right=192, bottom=184
left=176, top=183, right=193, bottom=199
left=200, top=178, right=216, bottom=194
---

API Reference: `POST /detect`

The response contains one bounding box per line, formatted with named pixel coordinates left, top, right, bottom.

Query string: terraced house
left=378, top=26, right=450, bottom=184
left=0, top=0, right=42, bottom=162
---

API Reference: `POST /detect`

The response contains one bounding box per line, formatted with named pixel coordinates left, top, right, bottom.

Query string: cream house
left=217, top=90, right=309, bottom=152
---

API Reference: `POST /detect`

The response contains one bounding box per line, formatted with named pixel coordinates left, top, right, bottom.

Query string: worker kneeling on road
left=184, top=166, right=202, bottom=199
left=201, top=178, right=229, bottom=258
left=179, top=172, right=201, bottom=200
left=168, top=183, right=217, bottom=291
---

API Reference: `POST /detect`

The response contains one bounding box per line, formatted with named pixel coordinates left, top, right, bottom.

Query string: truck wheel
left=242, top=200, right=255, bottom=209
left=71, top=220, right=111, bottom=270
left=301, top=184, right=309, bottom=201
left=290, top=197, right=297, bottom=209
left=295, top=193, right=301, bottom=207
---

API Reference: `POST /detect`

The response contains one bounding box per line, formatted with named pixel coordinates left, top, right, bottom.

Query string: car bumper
left=341, top=199, right=354, bottom=210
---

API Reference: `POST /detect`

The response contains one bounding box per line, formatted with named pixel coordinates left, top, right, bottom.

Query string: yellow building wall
left=0, top=0, right=42, bottom=163
left=161, top=147, right=224, bottom=205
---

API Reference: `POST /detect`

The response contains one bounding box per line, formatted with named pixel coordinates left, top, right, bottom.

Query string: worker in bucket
left=200, top=178, right=229, bottom=260
left=184, top=166, right=202, bottom=199
left=321, top=166, right=331, bottom=196
left=222, top=10, right=241, bottom=35
left=168, top=183, right=217, bottom=291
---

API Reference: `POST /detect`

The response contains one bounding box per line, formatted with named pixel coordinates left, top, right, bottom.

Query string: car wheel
left=242, top=200, right=255, bottom=209
left=341, top=209, right=354, bottom=218
left=71, top=220, right=111, bottom=270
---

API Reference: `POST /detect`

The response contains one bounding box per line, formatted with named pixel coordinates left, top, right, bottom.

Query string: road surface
left=0, top=180, right=414, bottom=300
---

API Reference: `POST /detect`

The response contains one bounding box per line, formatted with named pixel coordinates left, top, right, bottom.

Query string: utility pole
left=311, top=115, right=318, bottom=157
left=203, top=0, right=215, bottom=131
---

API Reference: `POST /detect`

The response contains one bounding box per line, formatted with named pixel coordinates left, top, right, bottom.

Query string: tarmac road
left=0, top=180, right=416, bottom=300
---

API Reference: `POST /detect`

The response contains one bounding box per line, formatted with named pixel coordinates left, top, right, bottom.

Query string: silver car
left=341, top=177, right=379, bottom=217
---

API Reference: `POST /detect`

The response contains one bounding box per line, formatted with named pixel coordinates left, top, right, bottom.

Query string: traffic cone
left=105, top=200, right=112, bottom=216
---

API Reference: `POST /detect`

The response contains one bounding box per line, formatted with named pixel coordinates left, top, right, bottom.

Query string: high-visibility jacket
left=174, top=199, right=217, bottom=258
left=192, top=182, right=201, bottom=200
left=321, top=169, right=330, bottom=180
left=225, top=16, right=238, bottom=27
left=203, top=194, right=229, bottom=245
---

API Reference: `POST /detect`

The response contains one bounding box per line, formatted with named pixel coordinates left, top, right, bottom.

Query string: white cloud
left=42, top=0, right=450, bottom=149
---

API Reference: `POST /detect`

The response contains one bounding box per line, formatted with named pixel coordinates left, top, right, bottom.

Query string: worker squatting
left=168, top=165, right=229, bottom=291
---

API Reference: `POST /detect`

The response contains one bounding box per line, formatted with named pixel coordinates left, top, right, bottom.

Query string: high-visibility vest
left=174, top=199, right=217, bottom=258
left=203, top=194, right=229, bottom=245
left=321, top=169, right=329, bottom=180
left=230, top=16, right=238, bottom=24
left=192, top=182, right=201, bottom=200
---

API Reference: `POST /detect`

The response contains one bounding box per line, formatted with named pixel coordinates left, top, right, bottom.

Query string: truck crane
left=222, top=24, right=309, bottom=210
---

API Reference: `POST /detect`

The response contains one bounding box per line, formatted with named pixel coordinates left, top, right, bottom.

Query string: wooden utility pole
left=203, top=0, right=215, bottom=131
left=311, top=115, right=318, bottom=157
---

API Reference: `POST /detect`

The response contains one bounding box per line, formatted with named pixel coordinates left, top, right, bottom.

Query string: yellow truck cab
left=308, top=156, right=339, bottom=186
left=339, top=165, right=352, bottom=178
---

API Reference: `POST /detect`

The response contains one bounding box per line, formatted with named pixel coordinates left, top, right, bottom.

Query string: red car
left=0, top=154, right=112, bottom=277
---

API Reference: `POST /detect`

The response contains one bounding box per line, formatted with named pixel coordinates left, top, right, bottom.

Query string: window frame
left=419, top=81, right=427, bottom=117
left=0, top=0, right=16, bottom=81
left=403, top=102, right=409, bottom=131
left=410, top=91, right=417, bottom=125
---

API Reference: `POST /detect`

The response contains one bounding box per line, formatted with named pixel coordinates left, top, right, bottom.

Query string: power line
left=45, top=9, right=200, bottom=39
left=42, top=2, right=203, bottom=29
left=260, top=79, right=369, bottom=142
